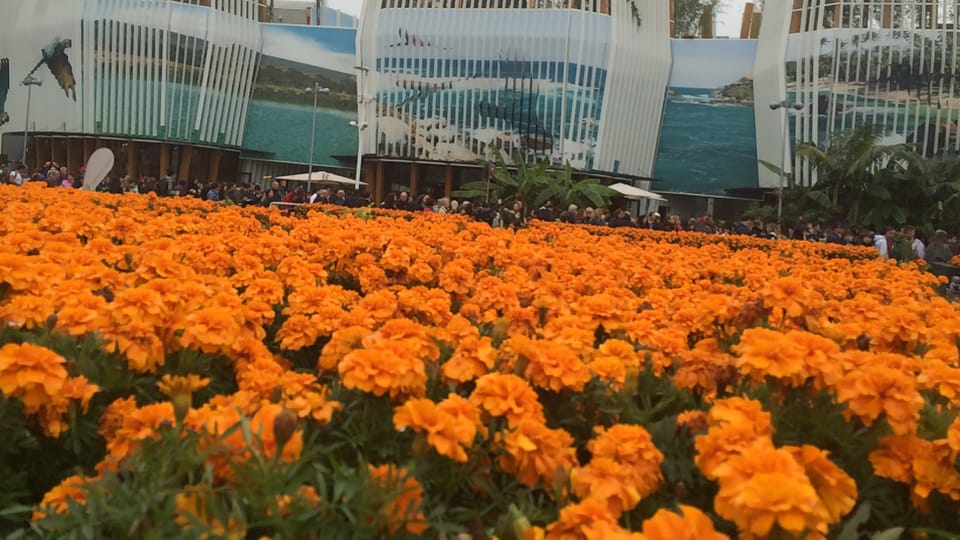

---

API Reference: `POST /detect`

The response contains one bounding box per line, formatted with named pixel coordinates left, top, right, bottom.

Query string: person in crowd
left=694, top=216, right=716, bottom=234
left=874, top=226, right=897, bottom=260
left=578, top=207, right=595, bottom=225
left=902, top=225, right=925, bottom=260
left=435, top=197, right=451, bottom=214
left=380, top=192, right=397, bottom=209
left=646, top=212, right=662, bottom=229
left=535, top=200, right=556, bottom=221
left=927, top=230, right=953, bottom=263
left=394, top=191, right=411, bottom=210
left=450, top=200, right=460, bottom=213
left=333, top=189, right=348, bottom=206
left=500, top=201, right=524, bottom=229
left=590, top=209, right=609, bottom=226
left=8, top=163, right=25, bottom=186
left=825, top=223, right=845, bottom=244
left=206, top=183, right=220, bottom=202
left=608, top=208, right=633, bottom=228
left=559, top=204, right=578, bottom=223
left=422, top=196, right=435, bottom=212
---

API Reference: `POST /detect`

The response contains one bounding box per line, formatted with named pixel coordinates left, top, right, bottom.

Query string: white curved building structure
left=355, top=0, right=672, bottom=195
left=1, top=0, right=262, bottom=148
left=755, top=0, right=960, bottom=187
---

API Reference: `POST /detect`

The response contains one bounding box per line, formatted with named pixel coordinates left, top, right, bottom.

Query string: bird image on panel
left=26, top=38, right=76, bottom=101
left=0, top=58, right=9, bottom=126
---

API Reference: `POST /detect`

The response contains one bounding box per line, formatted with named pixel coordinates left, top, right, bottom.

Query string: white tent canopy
left=276, top=171, right=366, bottom=186
left=608, top=182, right=667, bottom=202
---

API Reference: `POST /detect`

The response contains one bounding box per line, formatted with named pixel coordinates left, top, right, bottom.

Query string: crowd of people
left=4, top=160, right=960, bottom=266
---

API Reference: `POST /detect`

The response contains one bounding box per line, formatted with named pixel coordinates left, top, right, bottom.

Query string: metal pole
left=308, top=83, right=318, bottom=193
left=22, top=83, right=33, bottom=165
left=778, top=107, right=787, bottom=236
left=354, top=70, right=364, bottom=191
left=558, top=6, right=573, bottom=163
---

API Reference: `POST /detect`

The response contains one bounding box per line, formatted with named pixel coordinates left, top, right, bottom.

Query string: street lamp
left=21, top=75, right=42, bottom=166
left=353, top=65, right=371, bottom=192
left=348, top=120, right=368, bottom=190
left=769, top=99, right=805, bottom=237
left=304, top=83, right=330, bottom=192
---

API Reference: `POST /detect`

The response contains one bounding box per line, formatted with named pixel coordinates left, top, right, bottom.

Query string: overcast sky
left=320, top=0, right=747, bottom=38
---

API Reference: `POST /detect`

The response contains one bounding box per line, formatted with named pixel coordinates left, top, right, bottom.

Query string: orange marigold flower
left=275, top=314, right=322, bottom=351
left=368, top=464, right=428, bottom=535
left=175, top=484, right=246, bottom=540
left=439, top=258, right=476, bottom=296
left=157, top=374, right=210, bottom=399
left=588, top=424, right=664, bottom=499
left=638, top=505, right=729, bottom=540
left=544, top=498, right=643, bottom=540
left=734, top=328, right=841, bottom=388
left=786, top=445, right=857, bottom=525
left=105, top=402, right=176, bottom=468
left=442, top=335, right=497, bottom=384
left=571, top=458, right=643, bottom=517
left=318, top=326, right=370, bottom=372
left=393, top=395, right=480, bottom=462
left=505, top=335, right=591, bottom=392
left=339, top=343, right=427, bottom=399
left=99, top=396, right=139, bottom=441
left=470, top=373, right=546, bottom=427
left=180, top=307, right=243, bottom=355
left=948, top=416, right=960, bottom=457
left=0, top=342, right=68, bottom=412
left=912, top=440, right=960, bottom=502
left=697, top=397, right=774, bottom=474
left=38, top=375, right=101, bottom=437
left=836, top=366, right=924, bottom=435
left=713, top=444, right=824, bottom=538
left=497, top=419, right=577, bottom=489
left=869, top=435, right=926, bottom=485
left=676, top=410, right=709, bottom=435
left=33, top=474, right=88, bottom=521
left=761, top=276, right=822, bottom=320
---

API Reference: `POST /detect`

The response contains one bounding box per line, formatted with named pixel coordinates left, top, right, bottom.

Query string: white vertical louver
left=756, top=0, right=960, bottom=187
left=357, top=0, right=671, bottom=180
left=69, top=0, right=263, bottom=147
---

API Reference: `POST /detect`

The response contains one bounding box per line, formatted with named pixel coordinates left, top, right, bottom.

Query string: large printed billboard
left=654, top=39, right=761, bottom=195
left=241, top=24, right=359, bottom=167
left=367, top=8, right=614, bottom=172
left=0, top=1, right=85, bottom=141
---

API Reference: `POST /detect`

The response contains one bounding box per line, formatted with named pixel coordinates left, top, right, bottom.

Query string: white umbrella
left=276, top=171, right=366, bottom=186
left=607, top=182, right=667, bottom=202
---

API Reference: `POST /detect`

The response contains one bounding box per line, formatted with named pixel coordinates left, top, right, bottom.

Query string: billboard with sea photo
left=654, top=39, right=760, bottom=195
left=241, top=24, right=358, bottom=167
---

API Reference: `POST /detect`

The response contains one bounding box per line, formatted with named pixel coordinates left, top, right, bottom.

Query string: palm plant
left=795, top=124, right=908, bottom=227
left=532, top=162, right=616, bottom=210
left=453, top=152, right=552, bottom=215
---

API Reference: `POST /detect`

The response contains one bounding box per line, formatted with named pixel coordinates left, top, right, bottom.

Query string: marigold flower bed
left=1, top=184, right=959, bottom=538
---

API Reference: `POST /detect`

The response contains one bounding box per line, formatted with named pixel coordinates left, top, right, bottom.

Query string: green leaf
left=871, top=528, right=905, bottom=540
left=836, top=502, right=871, bottom=540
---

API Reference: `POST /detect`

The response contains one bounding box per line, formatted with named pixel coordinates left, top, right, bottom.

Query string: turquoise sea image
left=242, top=99, right=358, bottom=166
left=654, top=87, right=759, bottom=196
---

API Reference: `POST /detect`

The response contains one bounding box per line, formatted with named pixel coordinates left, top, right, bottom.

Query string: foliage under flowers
left=0, top=184, right=959, bottom=538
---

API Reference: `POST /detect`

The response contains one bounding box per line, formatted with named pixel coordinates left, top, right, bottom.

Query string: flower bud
left=172, top=392, right=192, bottom=422
left=269, top=385, right=284, bottom=404
left=272, top=408, right=297, bottom=451
left=46, top=312, right=58, bottom=330
left=623, top=367, right=640, bottom=396
left=508, top=505, right=532, bottom=540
